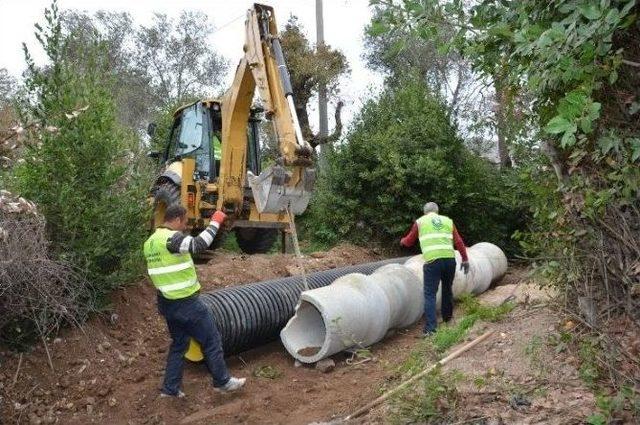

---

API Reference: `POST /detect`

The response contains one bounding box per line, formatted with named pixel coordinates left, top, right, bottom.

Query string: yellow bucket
left=184, top=338, right=204, bottom=362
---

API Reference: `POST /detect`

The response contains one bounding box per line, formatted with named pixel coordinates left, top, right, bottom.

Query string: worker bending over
left=401, top=202, right=469, bottom=335
left=144, top=204, right=246, bottom=397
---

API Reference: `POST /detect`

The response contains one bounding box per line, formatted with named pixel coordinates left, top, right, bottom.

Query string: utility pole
left=316, top=0, right=328, bottom=167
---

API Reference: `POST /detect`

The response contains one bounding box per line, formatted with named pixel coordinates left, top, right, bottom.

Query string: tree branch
left=540, top=140, right=568, bottom=185
left=309, top=101, right=344, bottom=149
left=621, top=58, right=640, bottom=68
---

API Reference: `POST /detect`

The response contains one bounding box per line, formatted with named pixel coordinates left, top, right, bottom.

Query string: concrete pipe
left=195, top=256, right=411, bottom=357
left=280, top=243, right=507, bottom=363
left=279, top=264, right=422, bottom=364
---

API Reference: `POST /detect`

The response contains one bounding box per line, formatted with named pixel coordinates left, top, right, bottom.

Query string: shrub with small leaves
left=305, top=78, right=525, bottom=254
left=10, top=1, right=152, bottom=299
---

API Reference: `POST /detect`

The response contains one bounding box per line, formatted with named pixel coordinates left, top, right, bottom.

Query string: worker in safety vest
left=213, top=134, right=222, bottom=161
left=400, top=202, right=469, bottom=335
left=143, top=204, right=246, bottom=398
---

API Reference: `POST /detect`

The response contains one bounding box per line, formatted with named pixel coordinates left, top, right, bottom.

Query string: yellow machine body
left=151, top=4, right=315, bottom=240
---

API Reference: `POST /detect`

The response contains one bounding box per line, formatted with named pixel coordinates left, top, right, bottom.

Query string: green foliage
left=473, top=375, right=487, bottom=388
left=280, top=16, right=349, bottom=146
left=397, top=295, right=513, bottom=378
left=374, top=7, right=640, bottom=384
left=281, top=16, right=349, bottom=103
left=375, top=0, right=640, bottom=212
left=430, top=315, right=477, bottom=353
left=389, top=295, right=513, bottom=423
left=588, top=387, right=640, bottom=424
left=12, top=1, right=152, bottom=295
left=372, top=0, right=639, bottom=154
left=306, top=79, right=525, bottom=254
left=458, top=294, right=515, bottom=321
left=578, top=338, right=602, bottom=387
left=219, top=232, right=241, bottom=253
left=388, top=367, right=461, bottom=424
left=431, top=295, right=514, bottom=353
left=133, top=11, right=228, bottom=105
left=0, top=68, right=17, bottom=106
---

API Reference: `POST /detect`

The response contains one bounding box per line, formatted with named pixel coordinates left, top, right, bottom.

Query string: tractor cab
left=163, top=100, right=262, bottom=183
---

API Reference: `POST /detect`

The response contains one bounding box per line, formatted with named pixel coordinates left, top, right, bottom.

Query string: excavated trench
left=199, top=257, right=410, bottom=355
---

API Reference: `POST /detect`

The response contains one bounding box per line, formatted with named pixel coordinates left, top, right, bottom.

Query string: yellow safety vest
left=416, top=213, right=455, bottom=262
left=213, top=135, right=222, bottom=161
left=143, top=228, right=200, bottom=299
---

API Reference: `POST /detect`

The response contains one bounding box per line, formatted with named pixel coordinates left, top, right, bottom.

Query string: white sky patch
left=0, top=0, right=384, bottom=132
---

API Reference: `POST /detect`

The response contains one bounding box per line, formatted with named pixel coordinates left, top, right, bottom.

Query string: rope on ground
left=286, top=206, right=308, bottom=291
left=343, top=329, right=496, bottom=421
left=500, top=277, right=525, bottom=305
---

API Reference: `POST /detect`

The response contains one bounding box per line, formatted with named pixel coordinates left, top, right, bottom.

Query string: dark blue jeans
left=157, top=294, right=230, bottom=395
left=423, top=258, right=456, bottom=333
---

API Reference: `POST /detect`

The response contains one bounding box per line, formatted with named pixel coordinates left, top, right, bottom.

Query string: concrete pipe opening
left=280, top=300, right=327, bottom=361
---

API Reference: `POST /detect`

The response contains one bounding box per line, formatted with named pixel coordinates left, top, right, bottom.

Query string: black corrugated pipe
left=200, top=257, right=410, bottom=355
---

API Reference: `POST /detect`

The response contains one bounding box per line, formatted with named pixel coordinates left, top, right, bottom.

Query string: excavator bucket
left=248, top=165, right=316, bottom=215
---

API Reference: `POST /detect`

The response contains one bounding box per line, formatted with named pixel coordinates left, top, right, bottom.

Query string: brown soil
left=364, top=281, right=599, bottom=425
left=442, top=286, right=596, bottom=425
left=297, top=347, right=321, bottom=357
left=0, top=244, right=384, bottom=425
left=0, top=249, right=599, bottom=425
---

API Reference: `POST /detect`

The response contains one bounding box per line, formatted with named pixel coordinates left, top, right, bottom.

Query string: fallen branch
left=499, top=277, right=526, bottom=305
left=344, top=329, right=496, bottom=421
left=41, top=334, right=54, bottom=371
left=0, top=205, right=93, bottom=354
left=450, top=416, right=490, bottom=425
left=622, top=58, right=640, bottom=68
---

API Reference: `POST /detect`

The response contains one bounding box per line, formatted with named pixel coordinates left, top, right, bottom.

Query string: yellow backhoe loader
left=148, top=4, right=315, bottom=254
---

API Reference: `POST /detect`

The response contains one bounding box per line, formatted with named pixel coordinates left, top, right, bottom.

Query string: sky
left=0, top=0, right=384, bottom=130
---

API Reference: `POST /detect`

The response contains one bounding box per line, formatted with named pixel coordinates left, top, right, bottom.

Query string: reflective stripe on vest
left=416, top=213, right=455, bottom=262
left=143, top=228, right=201, bottom=300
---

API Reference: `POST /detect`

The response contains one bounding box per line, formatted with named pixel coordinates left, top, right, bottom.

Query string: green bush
left=305, top=79, right=525, bottom=254
left=11, top=3, right=152, bottom=296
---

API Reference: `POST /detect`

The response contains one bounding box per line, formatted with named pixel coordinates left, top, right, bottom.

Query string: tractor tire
left=234, top=227, right=278, bottom=254
left=152, top=182, right=181, bottom=228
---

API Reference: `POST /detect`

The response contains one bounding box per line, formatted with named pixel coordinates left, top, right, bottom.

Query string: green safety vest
left=143, top=228, right=200, bottom=300
left=416, top=213, right=455, bottom=262
left=213, top=135, right=222, bottom=161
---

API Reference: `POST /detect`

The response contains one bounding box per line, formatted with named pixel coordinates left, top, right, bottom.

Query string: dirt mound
left=0, top=244, right=382, bottom=425
left=197, top=244, right=382, bottom=291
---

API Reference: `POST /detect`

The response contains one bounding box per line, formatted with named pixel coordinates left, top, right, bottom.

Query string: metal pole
left=316, top=0, right=328, bottom=168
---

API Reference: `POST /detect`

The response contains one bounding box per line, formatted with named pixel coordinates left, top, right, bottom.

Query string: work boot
left=422, top=330, right=436, bottom=338
left=160, top=390, right=186, bottom=398
left=214, top=377, right=246, bottom=393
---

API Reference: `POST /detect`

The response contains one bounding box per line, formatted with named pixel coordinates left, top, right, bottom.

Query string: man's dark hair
left=164, top=204, right=187, bottom=222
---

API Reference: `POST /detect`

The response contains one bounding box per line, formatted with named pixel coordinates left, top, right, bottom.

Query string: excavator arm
left=217, top=3, right=315, bottom=215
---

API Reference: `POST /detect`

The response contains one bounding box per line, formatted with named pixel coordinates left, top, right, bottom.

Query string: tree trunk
left=541, top=140, right=569, bottom=185
left=493, top=74, right=513, bottom=169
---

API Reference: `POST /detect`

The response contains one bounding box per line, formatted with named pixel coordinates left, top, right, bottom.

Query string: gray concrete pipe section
left=280, top=243, right=508, bottom=363
left=199, top=257, right=411, bottom=355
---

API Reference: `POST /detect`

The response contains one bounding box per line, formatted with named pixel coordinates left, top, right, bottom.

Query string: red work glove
left=211, top=210, right=226, bottom=226
left=400, top=237, right=409, bottom=248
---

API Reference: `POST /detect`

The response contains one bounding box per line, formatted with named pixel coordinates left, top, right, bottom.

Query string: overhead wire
left=210, top=13, right=245, bottom=36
